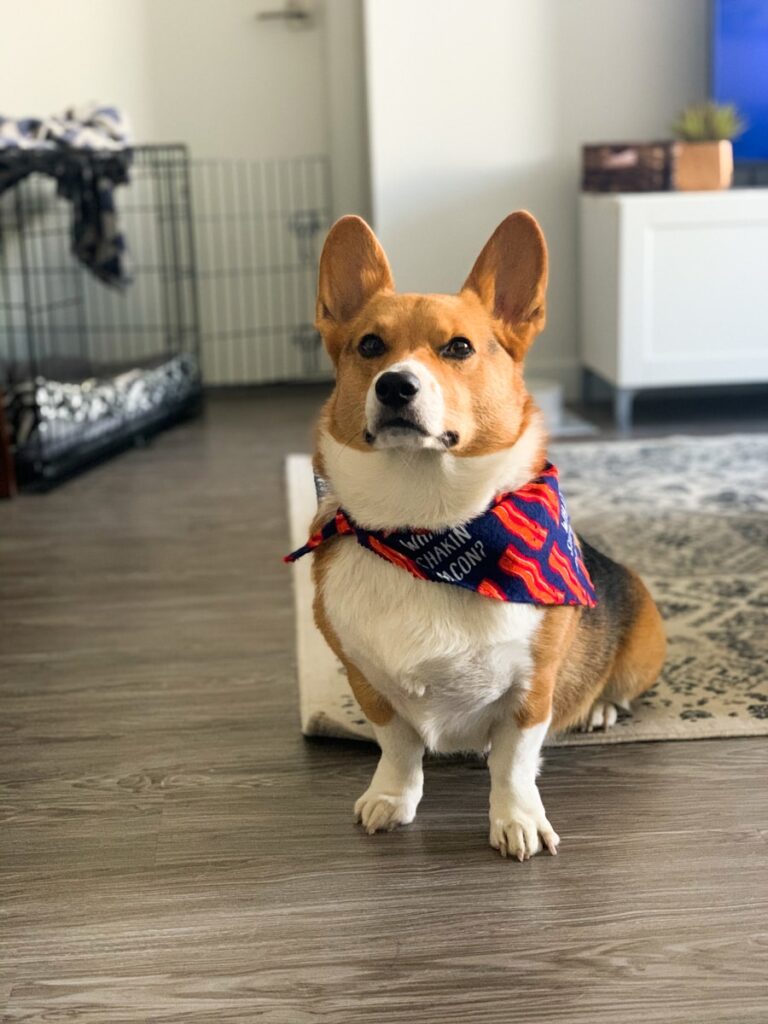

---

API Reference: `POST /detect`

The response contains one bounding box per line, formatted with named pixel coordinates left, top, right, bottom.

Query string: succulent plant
left=671, top=101, right=746, bottom=142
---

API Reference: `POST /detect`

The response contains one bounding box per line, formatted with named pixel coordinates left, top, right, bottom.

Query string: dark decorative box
left=582, top=142, right=676, bottom=192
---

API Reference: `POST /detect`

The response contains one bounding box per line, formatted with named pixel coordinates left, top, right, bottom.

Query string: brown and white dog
left=305, top=212, right=666, bottom=860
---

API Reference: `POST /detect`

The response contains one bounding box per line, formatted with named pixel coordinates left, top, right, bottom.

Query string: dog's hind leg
left=594, top=571, right=666, bottom=727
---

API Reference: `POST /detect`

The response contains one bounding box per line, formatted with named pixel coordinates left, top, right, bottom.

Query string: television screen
left=712, top=0, right=768, bottom=162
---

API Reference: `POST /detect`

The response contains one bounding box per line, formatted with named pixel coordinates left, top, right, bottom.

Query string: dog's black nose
left=375, top=370, right=421, bottom=408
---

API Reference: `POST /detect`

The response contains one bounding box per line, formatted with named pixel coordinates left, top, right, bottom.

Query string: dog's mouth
left=364, top=417, right=459, bottom=449
left=377, top=416, right=428, bottom=436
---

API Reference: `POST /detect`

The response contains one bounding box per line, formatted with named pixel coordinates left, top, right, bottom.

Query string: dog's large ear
left=316, top=216, right=394, bottom=361
left=461, top=211, right=548, bottom=358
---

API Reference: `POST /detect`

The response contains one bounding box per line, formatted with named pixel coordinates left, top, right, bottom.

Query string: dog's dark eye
left=358, top=333, right=386, bottom=358
left=442, top=336, right=474, bottom=360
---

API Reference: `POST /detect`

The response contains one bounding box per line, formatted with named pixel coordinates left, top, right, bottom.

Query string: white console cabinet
left=579, top=190, right=768, bottom=430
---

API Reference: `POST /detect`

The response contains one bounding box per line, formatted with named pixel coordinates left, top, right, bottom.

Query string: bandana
left=285, top=463, right=597, bottom=607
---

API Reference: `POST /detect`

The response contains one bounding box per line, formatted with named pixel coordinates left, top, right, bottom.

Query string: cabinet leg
left=0, top=389, right=17, bottom=499
left=614, top=387, right=635, bottom=434
left=581, top=367, right=594, bottom=404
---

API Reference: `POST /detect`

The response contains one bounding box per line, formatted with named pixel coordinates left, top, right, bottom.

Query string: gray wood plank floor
left=1, top=388, right=766, bottom=1023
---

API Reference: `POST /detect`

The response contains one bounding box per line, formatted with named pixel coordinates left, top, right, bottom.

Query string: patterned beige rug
left=286, top=434, right=768, bottom=746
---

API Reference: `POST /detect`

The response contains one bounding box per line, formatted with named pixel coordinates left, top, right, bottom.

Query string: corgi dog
left=291, top=212, right=666, bottom=860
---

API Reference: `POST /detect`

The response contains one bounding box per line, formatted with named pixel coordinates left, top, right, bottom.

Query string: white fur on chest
left=322, top=540, right=542, bottom=752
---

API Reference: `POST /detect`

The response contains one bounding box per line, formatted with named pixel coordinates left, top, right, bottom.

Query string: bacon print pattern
left=286, top=462, right=597, bottom=608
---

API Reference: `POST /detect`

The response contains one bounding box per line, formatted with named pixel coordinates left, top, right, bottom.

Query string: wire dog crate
left=0, top=144, right=202, bottom=485
left=190, top=155, right=331, bottom=385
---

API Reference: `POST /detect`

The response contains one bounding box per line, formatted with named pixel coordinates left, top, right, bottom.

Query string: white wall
left=0, top=0, right=156, bottom=138
left=323, top=0, right=371, bottom=219
left=1, top=0, right=368, bottom=217
left=364, top=0, right=709, bottom=395
left=2, top=0, right=709, bottom=390
left=143, top=0, right=327, bottom=160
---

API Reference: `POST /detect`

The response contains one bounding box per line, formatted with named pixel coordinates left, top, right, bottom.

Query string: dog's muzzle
left=364, top=360, right=456, bottom=450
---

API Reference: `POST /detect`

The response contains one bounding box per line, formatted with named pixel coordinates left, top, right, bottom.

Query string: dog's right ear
left=316, top=216, right=394, bottom=362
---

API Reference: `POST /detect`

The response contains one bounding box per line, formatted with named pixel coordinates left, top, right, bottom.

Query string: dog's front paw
left=489, top=806, right=560, bottom=861
left=354, top=787, right=420, bottom=834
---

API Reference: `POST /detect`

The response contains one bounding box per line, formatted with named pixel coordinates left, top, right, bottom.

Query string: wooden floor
left=1, top=388, right=766, bottom=1023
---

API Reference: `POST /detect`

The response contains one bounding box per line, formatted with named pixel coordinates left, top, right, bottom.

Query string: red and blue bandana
left=285, top=463, right=597, bottom=608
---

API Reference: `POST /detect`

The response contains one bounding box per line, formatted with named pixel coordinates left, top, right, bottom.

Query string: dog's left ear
left=461, top=211, right=548, bottom=358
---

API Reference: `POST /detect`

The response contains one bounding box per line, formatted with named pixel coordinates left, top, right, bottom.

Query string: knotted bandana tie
left=286, top=463, right=597, bottom=607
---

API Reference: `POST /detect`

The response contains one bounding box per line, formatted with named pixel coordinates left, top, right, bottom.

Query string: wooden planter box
left=674, top=140, right=734, bottom=191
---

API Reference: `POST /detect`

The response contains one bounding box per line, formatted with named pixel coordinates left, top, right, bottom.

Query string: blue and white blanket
left=0, top=104, right=132, bottom=285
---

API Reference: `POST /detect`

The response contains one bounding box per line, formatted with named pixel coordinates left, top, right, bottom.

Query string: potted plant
left=671, top=101, right=746, bottom=191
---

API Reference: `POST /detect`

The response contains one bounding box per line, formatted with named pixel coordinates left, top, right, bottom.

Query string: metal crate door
left=192, top=156, right=332, bottom=384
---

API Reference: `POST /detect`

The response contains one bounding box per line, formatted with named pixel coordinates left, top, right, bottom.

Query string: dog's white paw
left=584, top=698, right=627, bottom=732
left=354, top=788, right=420, bottom=834
left=489, top=807, right=560, bottom=861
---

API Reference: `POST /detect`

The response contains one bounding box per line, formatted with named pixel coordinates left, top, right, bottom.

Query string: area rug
left=286, top=434, right=768, bottom=746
